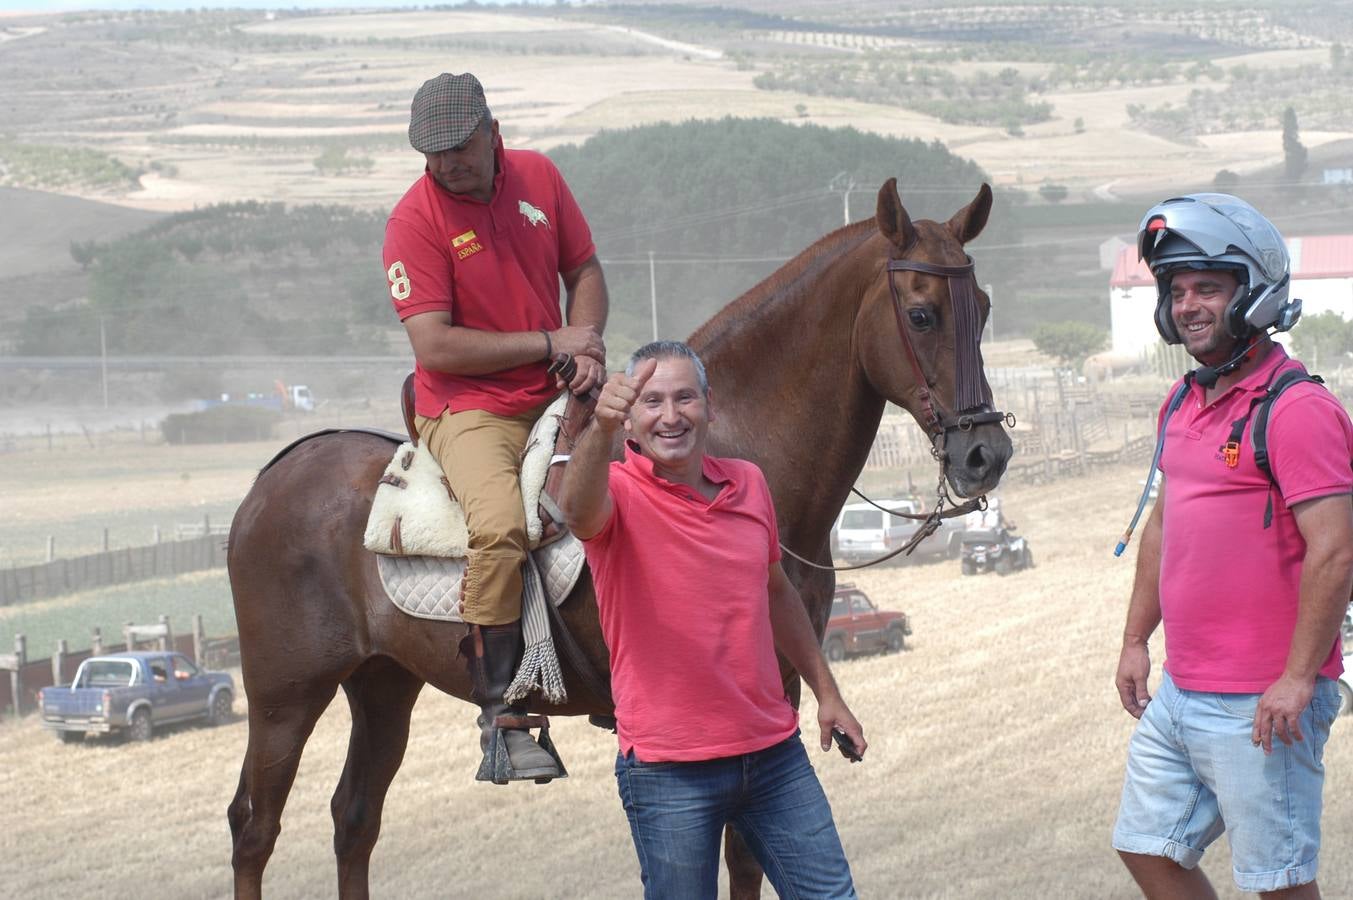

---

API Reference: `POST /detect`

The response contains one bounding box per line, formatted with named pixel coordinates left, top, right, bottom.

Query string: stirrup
left=476, top=714, right=569, bottom=785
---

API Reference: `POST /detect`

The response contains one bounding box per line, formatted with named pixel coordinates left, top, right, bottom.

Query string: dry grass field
left=2, top=458, right=1350, bottom=899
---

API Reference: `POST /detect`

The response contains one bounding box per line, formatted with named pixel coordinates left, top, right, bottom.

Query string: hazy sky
left=1, top=0, right=547, bottom=11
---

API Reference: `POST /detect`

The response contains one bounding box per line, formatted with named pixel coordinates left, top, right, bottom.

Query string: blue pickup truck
left=39, top=651, right=234, bottom=743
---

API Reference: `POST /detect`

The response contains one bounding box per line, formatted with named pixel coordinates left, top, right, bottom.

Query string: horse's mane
left=689, top=218, right=876, bottom=355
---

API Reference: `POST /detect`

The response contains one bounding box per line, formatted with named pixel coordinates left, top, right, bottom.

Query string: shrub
left=161, top=406, right=281, bottom=445
left=1038, top=183, right=1069, bottom=204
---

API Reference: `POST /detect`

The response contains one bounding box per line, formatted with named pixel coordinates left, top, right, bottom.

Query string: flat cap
left=409, top=72, right=488, bottom=153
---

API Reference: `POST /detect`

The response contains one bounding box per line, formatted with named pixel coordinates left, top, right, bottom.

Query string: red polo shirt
left=1158, top=344, right=1352, bottom=691
left=581, top=443, right=799, bottom=762
left=383, top=139, right=596, bottom=417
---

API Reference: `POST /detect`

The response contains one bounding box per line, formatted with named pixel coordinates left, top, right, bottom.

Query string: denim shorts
left=1112, top=670, right=1341, bottom=893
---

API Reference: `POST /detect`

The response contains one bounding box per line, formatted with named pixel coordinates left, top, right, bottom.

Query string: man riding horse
left=382, top=72, right=609, bottom=782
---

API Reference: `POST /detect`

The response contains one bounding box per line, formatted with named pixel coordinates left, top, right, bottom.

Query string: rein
left=779, top=475, right=985, bottom=572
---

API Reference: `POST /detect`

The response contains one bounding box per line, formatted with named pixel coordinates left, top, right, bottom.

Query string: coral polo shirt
left=582, top=443, right=799, bottom=762
left=383, top=139, right=596, bottom=417
left=1158, top=344, right=1352, bottom=692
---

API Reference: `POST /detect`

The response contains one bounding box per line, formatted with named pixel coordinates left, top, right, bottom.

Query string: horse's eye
left=907, top=308, right=933, bottom=331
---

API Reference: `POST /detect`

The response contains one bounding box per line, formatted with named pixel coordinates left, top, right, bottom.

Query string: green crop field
left=0, top=502, right=239, bottom=568
left=0, top=570, right=235, bottom=658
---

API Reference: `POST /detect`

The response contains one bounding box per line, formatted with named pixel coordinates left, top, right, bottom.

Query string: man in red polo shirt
left=1112, top=194, right=1353, bottom=898
left=383, top=72, right=609, bottom=782
left=560, top=340, right=865, bottom=899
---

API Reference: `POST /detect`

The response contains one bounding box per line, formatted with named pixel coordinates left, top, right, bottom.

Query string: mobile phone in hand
left=832, top=728, right=863, bottom=762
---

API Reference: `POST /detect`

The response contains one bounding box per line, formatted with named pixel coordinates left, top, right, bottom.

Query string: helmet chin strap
left=1194, top=331, right=1265, bottom=389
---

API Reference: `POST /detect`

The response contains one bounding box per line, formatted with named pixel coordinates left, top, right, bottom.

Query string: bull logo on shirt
left=519, top=200, right=550, bottom=229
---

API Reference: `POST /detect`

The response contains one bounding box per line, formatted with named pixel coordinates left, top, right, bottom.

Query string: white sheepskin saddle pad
left=364, top=393, right=585, bottom=622
left=364, top=392, right=567, bottom=557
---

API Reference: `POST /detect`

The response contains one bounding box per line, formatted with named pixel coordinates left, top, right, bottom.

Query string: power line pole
left=648, top=250, right=658, bottom=341
left=829, top=171, right=856, bottom=227
left=100, top=316, right=109, bottom=409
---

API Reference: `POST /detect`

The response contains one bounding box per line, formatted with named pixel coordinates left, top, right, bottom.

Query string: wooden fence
left=0, top=614, right=240, bottom=719
left=0, top=534, right=226, bottom=606
left=864, top=418, right=935, bottom=471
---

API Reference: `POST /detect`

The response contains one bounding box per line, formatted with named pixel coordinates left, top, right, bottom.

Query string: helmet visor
left=1137, top=194, right=1287, bottom=282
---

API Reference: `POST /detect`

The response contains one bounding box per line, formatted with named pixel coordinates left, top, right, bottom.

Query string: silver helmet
left=1136, top=192, right=1299, bottom=344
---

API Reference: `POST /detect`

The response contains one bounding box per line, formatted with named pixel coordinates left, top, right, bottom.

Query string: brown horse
left=226, top=179, right=1013, bottom=898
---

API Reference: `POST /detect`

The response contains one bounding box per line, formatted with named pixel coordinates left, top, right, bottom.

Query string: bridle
left=885, top=253, right=1013, bottom=443
left=778, top=249, right=1015, bottom=573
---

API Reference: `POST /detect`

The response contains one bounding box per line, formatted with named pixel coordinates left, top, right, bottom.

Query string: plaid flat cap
left=409, top=72, right=488, bottom=153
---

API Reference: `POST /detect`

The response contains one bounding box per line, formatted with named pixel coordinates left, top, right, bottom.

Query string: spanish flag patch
left=452, top=228, right=484, bottom=260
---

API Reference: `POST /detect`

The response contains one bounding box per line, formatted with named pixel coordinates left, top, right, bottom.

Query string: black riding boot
left=462, top=622, right=564, bottom=784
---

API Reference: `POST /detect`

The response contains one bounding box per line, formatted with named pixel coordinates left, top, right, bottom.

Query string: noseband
left=886, top=254, right=1012, bottom=441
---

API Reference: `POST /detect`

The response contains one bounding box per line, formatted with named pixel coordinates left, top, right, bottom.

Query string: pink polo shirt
left=581, top=443, right=799, bottom=762
left=1158, top=344, right=1352, bottom=692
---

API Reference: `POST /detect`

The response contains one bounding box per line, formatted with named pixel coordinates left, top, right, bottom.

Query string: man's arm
left=1252, top=492, right=1353, bottom=752
left=559, top=358, right=656, bottom=540
left=558, top=254, right=609, bottom=396
left=403, top=312, right=605, bottom=378
left=1116, top=489, right=1165, bottom=718
left=767, top=563, right=867, bottom=759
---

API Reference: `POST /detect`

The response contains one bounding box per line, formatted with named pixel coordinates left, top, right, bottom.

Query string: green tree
left=1213, top=169, right=1240, bottom=189
left=69, top=239, right=97, bottom=270
left=1282, top=106, right=1307, bottom=182
left=1032, top=321, right=1106, bottom=372
left=1291, top=311, right=1353, bottom=368
left=548, top=118, right=1003, bottom=345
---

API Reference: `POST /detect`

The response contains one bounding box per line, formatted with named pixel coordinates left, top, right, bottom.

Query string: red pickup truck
left=823, top=582, right=911, bottom=661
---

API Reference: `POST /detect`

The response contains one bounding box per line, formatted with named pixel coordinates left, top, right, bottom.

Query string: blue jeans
left=615, top=732, right=856, bottom=900
left=1113, top=671, right=1341, bottom=893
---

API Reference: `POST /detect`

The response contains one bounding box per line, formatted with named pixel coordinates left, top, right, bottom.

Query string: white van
left=831, top=498, right=964, bottom=564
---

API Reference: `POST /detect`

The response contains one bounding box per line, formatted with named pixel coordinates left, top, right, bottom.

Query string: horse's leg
left=227, top=765, right=250, bottom=847
left=231, top=690, right=336, bottom=900
left=330, top=658, right=425, bottom=900
left=725, top=825, right=766, bottom=899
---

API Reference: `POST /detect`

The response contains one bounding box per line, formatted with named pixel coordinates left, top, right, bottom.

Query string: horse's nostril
left=965, top=444, right=991, bottom=471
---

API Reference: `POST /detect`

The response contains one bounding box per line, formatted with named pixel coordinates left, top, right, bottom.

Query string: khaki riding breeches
left=415, top=401, right=549, bottom=626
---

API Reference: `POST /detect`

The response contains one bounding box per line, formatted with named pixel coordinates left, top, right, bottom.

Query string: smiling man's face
left=625, top=356, right=713, bottom=474
left=1170, top=269, right=1242, bottom=365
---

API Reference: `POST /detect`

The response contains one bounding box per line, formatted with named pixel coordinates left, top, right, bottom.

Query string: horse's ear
left=947, top=183, right=993, bottom=245
left=876, top=178, right=916, bottom=251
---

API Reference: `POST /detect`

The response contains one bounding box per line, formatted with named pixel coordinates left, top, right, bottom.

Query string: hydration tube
left=1114, top=378, right=1191, bottom=557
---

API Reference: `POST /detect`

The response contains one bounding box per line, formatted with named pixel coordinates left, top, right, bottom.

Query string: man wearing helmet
left=1112, top=193, right=1353, bottom=898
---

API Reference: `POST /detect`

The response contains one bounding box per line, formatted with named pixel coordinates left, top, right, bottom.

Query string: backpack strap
left=1249, top=369, right=1325, bottom=528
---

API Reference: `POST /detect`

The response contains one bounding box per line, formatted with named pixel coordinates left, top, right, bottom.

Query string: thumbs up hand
left=595, top=357, right=657, bottom=435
